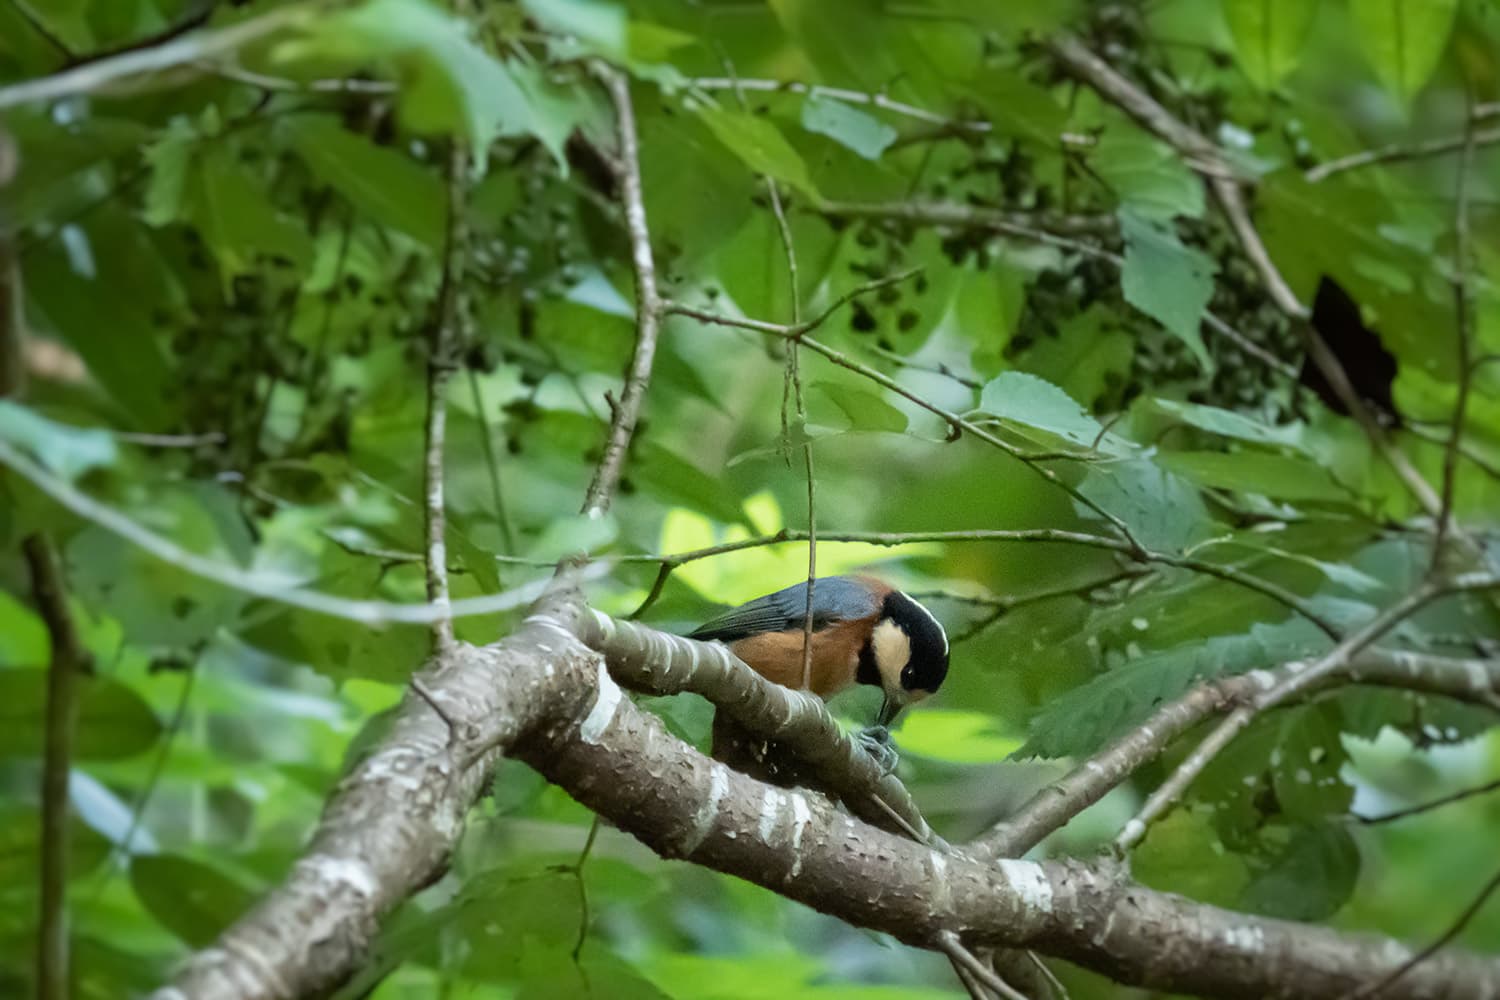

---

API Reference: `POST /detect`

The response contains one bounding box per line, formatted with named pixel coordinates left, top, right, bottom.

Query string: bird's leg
left=856, top=725, right=899, bottom=775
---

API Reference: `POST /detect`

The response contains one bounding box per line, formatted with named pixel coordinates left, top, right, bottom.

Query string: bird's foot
left=856, top=725, right=900, bottom=775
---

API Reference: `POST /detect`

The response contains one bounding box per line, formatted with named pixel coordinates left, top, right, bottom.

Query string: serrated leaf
left=1157, top=451, right=1352, bottom=502
left=698, top=107, right=820, bottom=198
left=284, top=116, right=446, bottom=248
left=1222, top=0, right=1320, bottom=88
left=1350, top=0, right=1460, bottom=104
left=0, top=671, right=162, bottom=760
left=0, top=401, right=118, bottom=480
left=799, top=94, right=897, bottom=160
left=977, top=371, right=1133, bottom=456
left=1078, top=457, right=1214, bottom=550
left=1018, top=620, right=1327, bottom=759
left=1120, top=211, right=1216, bottom=371
left=1134, top=808, right=1249, bottom=907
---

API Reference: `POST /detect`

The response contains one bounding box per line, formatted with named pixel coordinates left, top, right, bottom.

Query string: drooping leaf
left=810, top=382, right=908, bottom=433
left=1149, top=398, right=1305, bottom=449
left=1120, top=211, right=1216, bottom=371
left=1222, top=0, right=1320, bottom=88
left=1093, top=131, right=1204, bottom=220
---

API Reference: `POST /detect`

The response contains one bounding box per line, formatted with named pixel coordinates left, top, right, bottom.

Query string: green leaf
left=1157, top=451, right=1353, bottom=502
left=520, top=0, right=626, bottom=56
left=1093, top=131, right=1203, bottom=220
left=0, top=401, right=118, bottom=480
left=282, top=0, right=543, bottom=152
left=0, top=591, right=48, bottom=668
left=284, top=116, right=446, bottom=248
left=1079, top=457, right=1214, bottom=550
left=130, top=854, right=257, bottom=947
left=896, top=709, right=1021, bottom=764
left=0, top=671, right=162, bottom=760
left=1349, top=0, right=1460, bottom=104
left=698, top=106, right=820, bottom=198
left=967, top=68, right=1068, bottom=145
left=1241, top=822, right=1360, bottom=920
left=192, top=148, right=314, bottom=276
left=1134, top=808, right=1250, bottom=907
left=523, top=513, right=618, bottom=562
left=978, top=371, right=1133, bottom=456
left=799, top=94, right=897, bottom=160
left=1019, top=620, right=1327, bottom=759
left=810, top=382, right=908, bottom=433
left=0, top=805, right=111, bottom=885
left=1149, top=398, right=1304, bottom=449
left=1221, top=0, right=1320, bottom=88
left=1120, top=211, right=1216, bottom=371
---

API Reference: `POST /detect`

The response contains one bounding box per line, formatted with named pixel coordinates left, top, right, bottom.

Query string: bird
left=687, top=574, right=950, bottom=772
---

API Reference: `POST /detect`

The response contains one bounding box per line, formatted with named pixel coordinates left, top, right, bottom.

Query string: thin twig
left=1356, top=777, right=1500, bottom=825
left=580, top=64, right=664, bottom=519
left=0, top=436, right=581, bottom=624
left=0, top=3, right=318, bottom=110
left=197, top=60, right=395, bottom=94
left=422, top=142, right=468, bottom=655
left=467, top=369, right=517, bottom=555
left=937, top=932, right=1031, bottom=1000
left=1432, top=107, right=1477, bottom=570
left=23, top=534, right=91, bottom=1000
left=8, top=0, right=74, bottom=60
left=665, top=299, right=1148, bottom=550
left=687, top=77, right=992, bottom=134
left=1305, top=125, right=1500, bottom=184
left=1339, top=866, right=1500, bottom=999
left=570, top=816, right=601, bottom=962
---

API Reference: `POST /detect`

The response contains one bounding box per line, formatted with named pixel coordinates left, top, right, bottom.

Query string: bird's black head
left=861, top=590, right=949, bottom=725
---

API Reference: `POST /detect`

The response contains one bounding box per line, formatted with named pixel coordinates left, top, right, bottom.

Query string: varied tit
left=688, top=575, right=949, bottom=767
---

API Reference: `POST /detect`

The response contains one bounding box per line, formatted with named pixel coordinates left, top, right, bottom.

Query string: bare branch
left=1305, top=125, right=1500, bottom=184
left=0, top=4, right=317, bottom=110
left=1356, top=776, right=1500, bottom=825
left=422, top=142, right=469, bottom=654
left=580, top=64, right=664, bottom=519
left=23, top=534, right=91, bottom=1000
left=0, top=437, right=585, bottom=624
left=687, top=77, right=991, bottom=134
left=1431, top=109, right=1478, bottom=568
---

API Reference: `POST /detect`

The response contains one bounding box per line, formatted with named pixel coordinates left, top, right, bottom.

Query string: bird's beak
left=876, top=692, right=902, bottom=728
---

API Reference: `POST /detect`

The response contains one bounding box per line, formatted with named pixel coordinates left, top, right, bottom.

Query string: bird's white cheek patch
left=871, top=619, right=910, bottom=691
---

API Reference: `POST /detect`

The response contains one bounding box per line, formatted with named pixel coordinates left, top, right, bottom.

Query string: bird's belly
left=728, top=619, right=868, bottom=697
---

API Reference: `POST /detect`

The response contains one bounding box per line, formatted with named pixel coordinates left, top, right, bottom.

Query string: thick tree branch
left=24, top=534, right=91, bottom=1000
left=580, top=65, right=663, bottom=519
left=157, top=589, right=1500, bottom=1000
left=580, top=612, right=934, bottom=841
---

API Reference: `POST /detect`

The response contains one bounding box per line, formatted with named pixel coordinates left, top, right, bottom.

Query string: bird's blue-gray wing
left=687, top=576, right=880, bottom=642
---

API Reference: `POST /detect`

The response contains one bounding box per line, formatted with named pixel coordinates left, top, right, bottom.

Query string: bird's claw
left=856, top=725, right=900, bottom=775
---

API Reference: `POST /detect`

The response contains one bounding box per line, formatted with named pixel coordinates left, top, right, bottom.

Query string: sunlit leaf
left=1349, top=0, right=1460, bottom=104
left=697, top=107, right=820, bottom=198
left=1120, top=211, right=1216, bottom=371
left=1222, top=0, right=1320, bottom=88
left=799, top=94, right=897, bottom=160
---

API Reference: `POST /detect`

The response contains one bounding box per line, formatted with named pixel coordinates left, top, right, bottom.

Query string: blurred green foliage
left=1, top=0, right=1499, bottom=997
